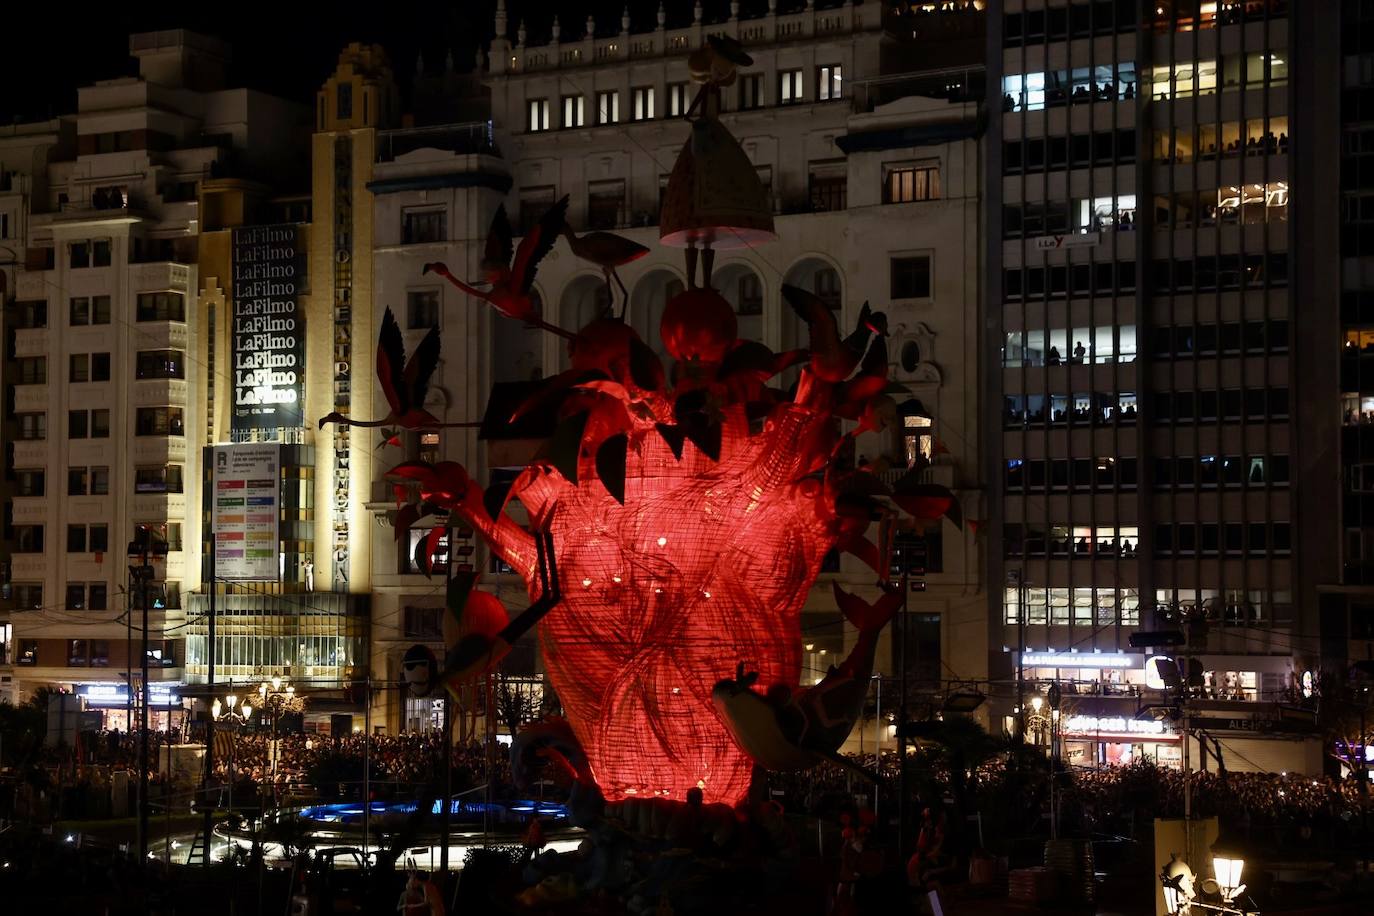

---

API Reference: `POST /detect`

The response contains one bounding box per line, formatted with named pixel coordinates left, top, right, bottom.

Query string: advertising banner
left=232, top=224, right=304, bottom=430
left=212, top=443, right=280, bottom=581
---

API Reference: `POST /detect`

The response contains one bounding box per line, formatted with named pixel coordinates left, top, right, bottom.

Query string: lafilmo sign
left=232, top=224, right=304, bottom=430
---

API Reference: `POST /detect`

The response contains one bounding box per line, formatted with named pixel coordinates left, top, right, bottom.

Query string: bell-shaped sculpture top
left=659, top=41, right=775, bottom=252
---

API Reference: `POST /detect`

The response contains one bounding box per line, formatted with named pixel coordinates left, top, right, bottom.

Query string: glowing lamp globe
left=660, top=287, right=738, bottom=363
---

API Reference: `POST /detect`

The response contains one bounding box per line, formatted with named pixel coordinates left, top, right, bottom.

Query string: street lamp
left=256, top=676, right=305, bottom=807
left=213, top=687, right=252, bottom=814
left=1210, top=835, right=1248, bottom=906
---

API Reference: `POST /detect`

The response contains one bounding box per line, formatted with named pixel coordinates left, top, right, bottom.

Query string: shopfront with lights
left=74, top=681, right=188, bottom=732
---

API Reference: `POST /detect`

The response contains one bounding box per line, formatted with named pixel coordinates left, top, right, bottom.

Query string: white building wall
left=366, top=7, right=987, bottom=734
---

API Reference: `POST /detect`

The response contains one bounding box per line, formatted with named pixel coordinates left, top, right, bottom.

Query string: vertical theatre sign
left=232, top=225, right=304, bottom=430
left=212, top=444, right=280, bottom=581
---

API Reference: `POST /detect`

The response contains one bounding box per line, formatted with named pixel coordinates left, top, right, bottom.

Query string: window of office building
left=528, top=98, right=549, bottom=131
left=587, top=180, right=626, bottom=230
left=739, top=73, right=763, bottom=110
left=736, top=272, right=763, bottom=316
left=779, top=70, right=804, bottom=104
left=15, top=468, right=45, bottom=497
left=884, top=163, right=940, bottom=204
left=135, top=406, right=184, bottom=436
left=92, top=239, right=111, bottom=266
left=71, top=295, right=113, bottom=325
left=632, top=86, right=655, bottom=121
left=135, top=349, right=184, bottom=380
left=667, top=82, right=689, bottom=117
left=1002, top=62, right=1137, bottom=111
left=70, top=354, right=90, bottom=383
left=1003, top=326, right=1137, bottom=366
left=519, top=186, right=557, bottom=234
left=135, top=465, right=184, bottom=494
left=14, top=300, right=47, bottom=328
left=404, top=606, right=444, bottom=639
left=337, top=82, right=353, bottom=120
left=562, top=95, right=585, bottom=128
left=596, top=90, right=620, bottom=124
left=401, top=208, right=446, bottom=244
left=17, top=412, right=46, bottom=440
left=1149, top=59, right=1219, bottom=99
left=407, top=290, right=440, bottom=329
left=15, top=356, right=46, bottom=384
left=136, top=291, right=184, bottom=322
left=818, top=64, right=843, bottom=101
left=1003, top=586, right=1140, bottom=626
left=809, top=162, right=847, bottom=212
left=13, top=585, right=42, bottom=610
left=891, top=255, right=931, bottom=299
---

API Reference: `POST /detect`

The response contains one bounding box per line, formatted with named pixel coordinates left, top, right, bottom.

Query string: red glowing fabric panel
left=463, top=403, right=837, bottom=804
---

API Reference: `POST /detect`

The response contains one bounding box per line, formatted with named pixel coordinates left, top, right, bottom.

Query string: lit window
left=528, top=98, right=550, bottom=132
left=667, top=82, right=689, bottom=117
left=903, top=414, right=933, bottom=467
left=632, top=86, right=655, bottom=121
left=596, top=90, right=620, bottom=124
left=561, top=95, right=584, bottom=128
left=779, top=70, right=804, bottom=104
left=818, top=64, right=843, bottom=101
left=885, top=164, right=940, bottom=203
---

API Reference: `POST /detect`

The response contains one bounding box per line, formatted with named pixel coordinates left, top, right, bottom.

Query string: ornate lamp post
left=256, top=677, right=304, bottom=806
left=212, top=689, right=252, bottom=815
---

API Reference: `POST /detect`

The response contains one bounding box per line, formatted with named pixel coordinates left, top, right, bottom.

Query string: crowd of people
left=7, top=726, right=1373, bottom=848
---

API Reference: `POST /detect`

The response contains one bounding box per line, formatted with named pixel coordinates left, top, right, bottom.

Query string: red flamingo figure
left=318, top=307, right=479, bottom=431
left=424, top=196, right=574, bottom=339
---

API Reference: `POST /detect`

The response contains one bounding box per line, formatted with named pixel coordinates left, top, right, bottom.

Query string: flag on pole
left=213, top=727, right=235, bottom=762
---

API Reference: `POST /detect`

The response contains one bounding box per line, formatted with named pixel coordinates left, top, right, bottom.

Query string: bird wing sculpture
left=512, top=196, right=569, bottom=296
left=484, top=204, right=516, bottom=278
left=711, top=583, right=902, bottom=777
left=320, top=307, right=468, bottom=430
left=781, top=283, right=856, bottom=383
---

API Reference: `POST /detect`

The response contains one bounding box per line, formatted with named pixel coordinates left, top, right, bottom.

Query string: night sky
left=0, top=1, right=790, bottom=123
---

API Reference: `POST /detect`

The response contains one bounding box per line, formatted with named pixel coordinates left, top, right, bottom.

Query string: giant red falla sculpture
left=327, top=39, right=957, bottom=807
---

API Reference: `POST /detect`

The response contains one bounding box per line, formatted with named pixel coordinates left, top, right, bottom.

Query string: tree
left=493, top=673, right=538, bottom=737
left=1316, top=666, right=1374, bottom=779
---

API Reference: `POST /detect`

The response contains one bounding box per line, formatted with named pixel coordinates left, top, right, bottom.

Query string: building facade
left=0, top=30, right=318, bottom=726
left=361, top=0, right=990, bottom=738
left=986, top=0, right=1320, bottom=772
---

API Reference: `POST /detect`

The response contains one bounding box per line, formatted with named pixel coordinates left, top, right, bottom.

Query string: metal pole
left=126, top=593, right=133, bottom=741
left=1361, top=703, right=1368, bottom=876
left=897, top=572, right=909, bottom=857
left=440, top=689, right=452, bottom=875
left=1049, top=710, right=1058, bottom=840
left=1017, top=576, right=1026, bottom=742
left=165, top=727, right=172, bottom=864
left=271, top=705, right=278, bottom=809
left=363, top=675, right=371, bottom=862
left=203, top=532, right=216, bottom=868
left=873, top=676, right=882, bottom=822
left=138, top=547, right=151, bottom=866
